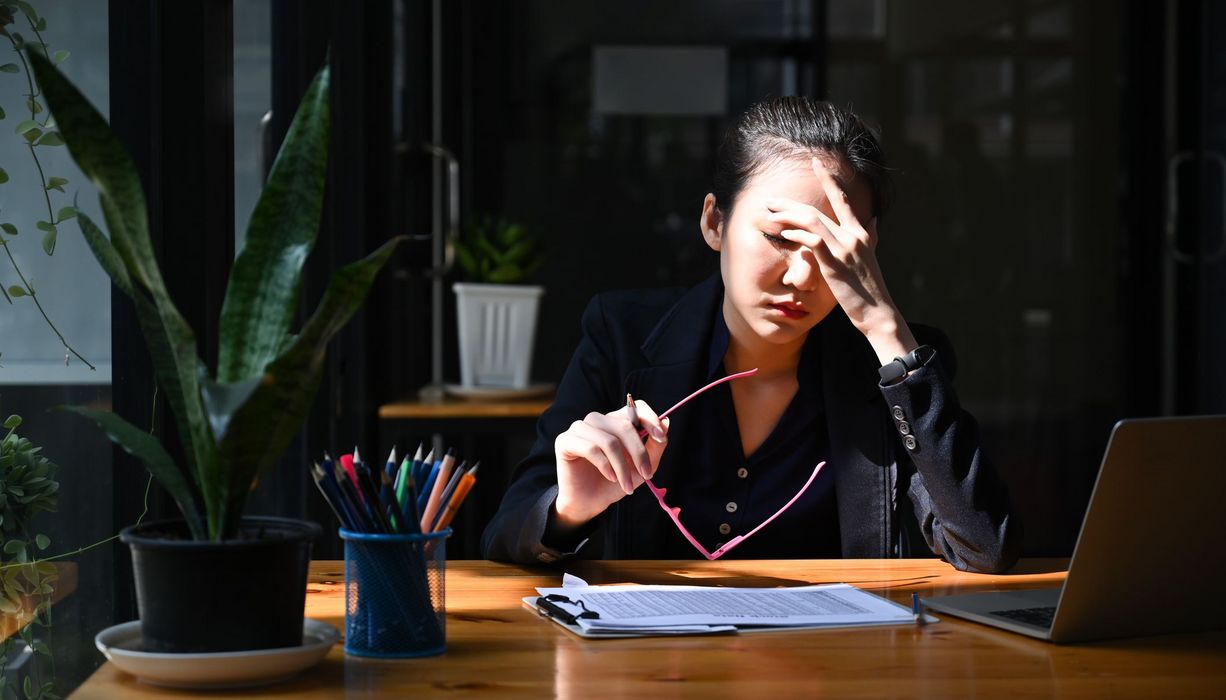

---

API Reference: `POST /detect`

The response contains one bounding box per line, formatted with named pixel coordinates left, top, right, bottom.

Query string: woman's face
left=700, top=155, right=875, bottom=349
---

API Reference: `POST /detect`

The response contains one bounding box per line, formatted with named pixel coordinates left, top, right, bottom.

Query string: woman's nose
left=781, top=247, right=821, bottom=291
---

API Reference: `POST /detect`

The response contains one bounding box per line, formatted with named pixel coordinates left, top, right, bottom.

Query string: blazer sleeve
left=481, top=295, right=621, bottom=564
left=879, top=331, right=1023, bottom=573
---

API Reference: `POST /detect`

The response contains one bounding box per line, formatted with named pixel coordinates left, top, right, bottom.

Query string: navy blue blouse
left=661, top=313, right=840, bottom=559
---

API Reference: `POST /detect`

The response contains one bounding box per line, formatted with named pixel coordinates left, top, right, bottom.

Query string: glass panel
left=829, top=0, right=1117, bottom=555
left=233, top=0, right=272, bottom=253
left=0, top=1, right=112, bottom=696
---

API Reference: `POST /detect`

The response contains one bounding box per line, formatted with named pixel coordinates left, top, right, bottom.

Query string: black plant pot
left=119, top=516, right=322, bottom=653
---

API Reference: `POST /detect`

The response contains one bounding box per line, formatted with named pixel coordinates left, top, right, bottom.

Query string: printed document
left=531, top=579, right=924, bottom=636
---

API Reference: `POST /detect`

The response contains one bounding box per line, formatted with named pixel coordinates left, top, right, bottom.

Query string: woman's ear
left=700, top=193, right=723, bottom=252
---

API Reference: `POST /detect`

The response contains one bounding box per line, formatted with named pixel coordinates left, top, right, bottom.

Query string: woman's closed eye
left=761, top=231, right=801, bottom=250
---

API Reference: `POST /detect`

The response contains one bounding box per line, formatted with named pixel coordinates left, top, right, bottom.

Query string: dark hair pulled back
left=711, top=98, right=892, bottom=217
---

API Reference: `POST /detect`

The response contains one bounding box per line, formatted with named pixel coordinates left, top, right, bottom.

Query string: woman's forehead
left=736, top=156, right=873, bottom=217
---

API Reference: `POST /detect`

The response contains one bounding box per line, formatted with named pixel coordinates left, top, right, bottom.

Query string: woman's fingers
left=811, top=156, right=859, bottom=229
left=556, top=421, right=618, bottom=484
left=633, top=400, right=668, bottom=444
left=644, top=416, right=670, bottom=477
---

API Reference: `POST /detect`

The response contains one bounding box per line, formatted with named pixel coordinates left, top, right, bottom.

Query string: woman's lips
left=770, top=303, right=809, bottom=320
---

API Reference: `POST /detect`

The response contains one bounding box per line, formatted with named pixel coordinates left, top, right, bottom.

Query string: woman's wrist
left=862, top=309, right=919, bottom=367
left=552, top=492, right=600, bottom=532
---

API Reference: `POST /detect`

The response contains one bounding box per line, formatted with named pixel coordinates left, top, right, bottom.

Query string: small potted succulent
left=30, top=49, right=401, bottom=654
left=452, top=216, right=544, bottom=389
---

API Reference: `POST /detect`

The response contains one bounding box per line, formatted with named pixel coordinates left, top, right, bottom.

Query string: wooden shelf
left=378, top=396, right=552, bottom=419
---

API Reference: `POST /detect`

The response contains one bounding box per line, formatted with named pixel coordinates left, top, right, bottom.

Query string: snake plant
left=29, top=51, right=401, bottom=541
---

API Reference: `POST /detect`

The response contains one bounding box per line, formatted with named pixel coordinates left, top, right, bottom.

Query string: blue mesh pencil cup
left=339, top=528, right=450, bottom=658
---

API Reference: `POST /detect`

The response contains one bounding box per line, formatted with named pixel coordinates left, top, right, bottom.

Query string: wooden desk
left=71, top=559, right=1226, bottom=699
left=378, top=396, right=552, bottom=420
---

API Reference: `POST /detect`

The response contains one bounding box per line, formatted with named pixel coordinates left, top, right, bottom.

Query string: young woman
left=482, top=98, right=1020, bottom=573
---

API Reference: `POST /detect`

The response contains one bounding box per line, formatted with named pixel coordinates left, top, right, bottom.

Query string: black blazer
left=482, top=274, right=1021, bottom=573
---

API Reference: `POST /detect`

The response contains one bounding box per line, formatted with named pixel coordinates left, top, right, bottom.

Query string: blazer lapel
left=622, top=273, right=723, bottom=491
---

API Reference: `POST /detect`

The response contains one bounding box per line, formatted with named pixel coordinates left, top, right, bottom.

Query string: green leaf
left=44, top=176, right=66, bottom=191
left=0, top=105, right=6, bottom=120
left=35, top=18, right=47, bottom=32
left=215, top=236, right=403, bottom=536
left=75, top=211, right=132, bottom=297
left=58, top=406, right=206, bottom=539
left=28, top=50, right=158, bottom=297
left=35, top=220, right=53, bottom=231
left=2, top=539, right=21, bottom=555
left=35, top=130, right=63, bottom=146
left=487, top=263, right=525, bottom=284
left=0, top=64, right=18, bottom=73
left=0, top=168, right=8, bottom=184
left=26, top=97, right=41, bottom=114
left=1, top=223, right=17, bottom=236
left=34, top=534, right=48, bottom=550
left=40, top=226, right=55, bottom=255
left=22, top=126, right=41, bottom=142
left=11, top=32, right=24, bottom=49
left=217, top=64, right=330, bottom=383
left=14, top=118, right=38, bottom=135
left=8, top=285, right=27, bottom=297
left=4, top=414, right=21, bottom=429
left=56, top=206, right=75, bottom=221
left=51, top=49, right=68, bottom=65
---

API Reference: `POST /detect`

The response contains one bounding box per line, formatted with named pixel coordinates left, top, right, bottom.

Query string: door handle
left=1166, top=150, right=1226, bottom=265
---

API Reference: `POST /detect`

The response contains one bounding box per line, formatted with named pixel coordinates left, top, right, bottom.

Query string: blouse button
left=904, top=435, right=918, bottom=451
left=891, top=405, right=905, bottom=421
left=737, top=467, right=749, bottom=479
left=718, top=523, right=732, bottom=535
left=726, top=502, right=738, bottom=513
left=898, top=420, right=911, bottom=435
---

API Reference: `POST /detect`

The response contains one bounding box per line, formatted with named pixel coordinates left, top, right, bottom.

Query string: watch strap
left=878, top=345, right=934, bottom=383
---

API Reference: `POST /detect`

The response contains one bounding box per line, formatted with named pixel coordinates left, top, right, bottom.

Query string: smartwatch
left=878, top=345, right=935, bottom=384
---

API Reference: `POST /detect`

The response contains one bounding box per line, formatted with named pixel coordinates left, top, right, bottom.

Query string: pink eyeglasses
left=630, top=368, right=826, bottom=560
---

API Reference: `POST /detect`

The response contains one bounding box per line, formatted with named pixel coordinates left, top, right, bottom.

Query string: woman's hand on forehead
left=759, top=157, right=914, bottom=357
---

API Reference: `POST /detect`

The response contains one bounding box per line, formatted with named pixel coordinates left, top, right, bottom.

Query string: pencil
left=419, top=448, right=456, bottom=535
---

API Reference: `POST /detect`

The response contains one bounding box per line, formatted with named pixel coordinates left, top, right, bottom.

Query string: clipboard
left=522, top=585, right=939, bottom=640
left=521, top=597, right=739, bottom=638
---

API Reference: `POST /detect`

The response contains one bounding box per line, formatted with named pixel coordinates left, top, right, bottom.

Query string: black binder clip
left=536, top=594, right=601, bottom=625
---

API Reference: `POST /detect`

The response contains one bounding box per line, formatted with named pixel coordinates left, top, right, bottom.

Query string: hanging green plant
left=0, top=413, right=60, bottom=700
left=0, top=0, right=90, bottom=371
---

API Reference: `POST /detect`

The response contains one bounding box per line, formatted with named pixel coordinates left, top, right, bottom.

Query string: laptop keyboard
left=990, top=606, right=1056, bottom=628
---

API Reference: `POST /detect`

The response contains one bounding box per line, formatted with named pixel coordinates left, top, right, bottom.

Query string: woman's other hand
left=553, top=400, right=669, bottom=530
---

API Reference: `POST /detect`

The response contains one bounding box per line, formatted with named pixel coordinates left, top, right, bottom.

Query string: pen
left=536, top=596, right=583, bottom=625
left=911, top=593, right=926, bottom=627
left=428, top=460, right=469, bottom=531
left=432, top=464, right=478, bottom=533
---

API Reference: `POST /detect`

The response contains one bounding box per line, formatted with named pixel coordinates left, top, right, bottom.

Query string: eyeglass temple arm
left=708, top=461, right=825, bottom=560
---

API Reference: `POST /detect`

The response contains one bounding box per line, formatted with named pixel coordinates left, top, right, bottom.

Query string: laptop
left=922, top=415, right=1226, bottom=643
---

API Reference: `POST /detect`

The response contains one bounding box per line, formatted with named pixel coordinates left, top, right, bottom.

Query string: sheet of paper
left=533, top=582, right=916, bottom=630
